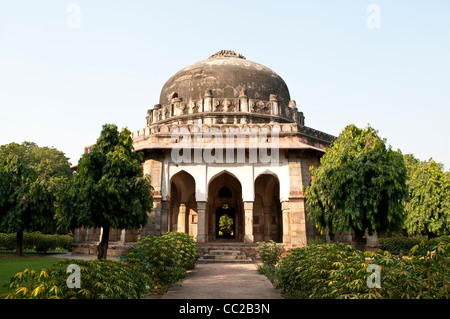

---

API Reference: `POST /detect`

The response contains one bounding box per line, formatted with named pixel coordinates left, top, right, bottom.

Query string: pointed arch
left=254, top=172, right=282, bottom=243
left=169, top=170, right=196, bottom=235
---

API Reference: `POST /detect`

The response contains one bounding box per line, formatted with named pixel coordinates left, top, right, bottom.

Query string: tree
left=305, top=124, right=408, bottom=250
left=0, top=142, right=73, bottom=256
left=403, top=155, right=450, bottom=238
left=61, top=124, right=153, bottom=259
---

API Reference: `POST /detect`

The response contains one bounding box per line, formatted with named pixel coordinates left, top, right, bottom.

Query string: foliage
left=1, top=259, right=147, bottom=299
left=305, top=124, right=408, bottom=249
left=58, top=124, right=153, bottom=259
left=272, top=239, right=450, bottom=299
left=165, top=232, right=199, bottom=270
left=218, top=214, right=234, bottom=237
left=122, top=232, right=197, bottom=293
left=257, top=240, right=284, bottom=267
left=0, top=232, right=73, bottom=252
left=308, top=237, right=326, bottom=245
left=378, top=235, right=426, bottom=254
left=403, top=154, right=450, bottom=238
left=0, top=142, right=73, bottom=188
left=0, top=142, right=73, bottom=255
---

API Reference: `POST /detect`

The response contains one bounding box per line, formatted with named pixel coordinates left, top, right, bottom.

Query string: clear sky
left=0, top=1, right=449, bottom=169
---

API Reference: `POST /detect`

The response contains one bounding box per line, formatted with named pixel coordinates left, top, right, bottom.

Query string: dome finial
left=209, top=50, right=246, bottom=59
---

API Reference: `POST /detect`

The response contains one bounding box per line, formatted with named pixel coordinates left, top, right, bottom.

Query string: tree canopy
left=0, top=142, right=73, bottom=255
left=305, top=124, right=408, bottom=249
left=59, top=124, right=153, bottom=259
left=403, top=154, right=449, bottom=238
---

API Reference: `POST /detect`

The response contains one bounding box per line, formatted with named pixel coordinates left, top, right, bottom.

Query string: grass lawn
left=0, top=253, right=62, bottom=295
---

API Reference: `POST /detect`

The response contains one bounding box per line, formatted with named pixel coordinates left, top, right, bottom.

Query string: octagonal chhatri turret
left=146, top=50, right=305, bottom=126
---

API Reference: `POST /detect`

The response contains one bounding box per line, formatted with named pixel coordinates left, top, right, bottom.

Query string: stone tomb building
left=72, top=50, right=337, bottom=258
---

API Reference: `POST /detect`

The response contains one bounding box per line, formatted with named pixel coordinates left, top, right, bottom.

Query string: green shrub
left=1, top=259, right=147, bottom=299
left=257, top=240, right=283, bottom=267
left=378, top=235, right=426, bottom=254
left=0, top=233, right=16, bottom=250
left=0, top=232, right=73, bottom=253
left=164, top=232, right=198, bottom=270
left=273, top=240, right=450, bottom=299
left=308, top=237, right=326, bottom=245
left=122, top=232, right=198, bottom=293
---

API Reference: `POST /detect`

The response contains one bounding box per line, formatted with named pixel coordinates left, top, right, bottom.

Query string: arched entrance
left=207, top=171, right=243, bottom=242
left=254, top=173, right=282, bottom=243
left=169, top=170, right=197, bottom=237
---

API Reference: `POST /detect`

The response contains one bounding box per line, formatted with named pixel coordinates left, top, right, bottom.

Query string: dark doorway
left=216, top=204, right=236, bottom=239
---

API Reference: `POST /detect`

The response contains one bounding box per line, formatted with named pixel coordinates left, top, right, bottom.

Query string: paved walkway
left=48, top=253, right=284, bottom=299
left=162, top=263, right=284, bottom=299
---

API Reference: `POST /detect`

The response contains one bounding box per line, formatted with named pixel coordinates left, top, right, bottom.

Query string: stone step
left=197, top=257, right=254, bottom=264
left=196, top=243, right=259, bottom=264
left=208, top=250, right=244, bottom=255
left=201, top=254, right=248, bottom=260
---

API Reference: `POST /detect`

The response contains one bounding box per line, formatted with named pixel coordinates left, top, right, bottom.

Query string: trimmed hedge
left=378, top=235, right=426, bottom=254
left=379, top=235, right=450, bottom=254
left=0, top=232, right=73, bottom=252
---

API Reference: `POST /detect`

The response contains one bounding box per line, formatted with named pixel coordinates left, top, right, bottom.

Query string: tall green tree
left=305, top=124, right=408, bottom=250
left=0, top=142, right=72, bottom=255
left=60, top=124, right=153, bottom=259
left=403, top=155, right=449, bottom=238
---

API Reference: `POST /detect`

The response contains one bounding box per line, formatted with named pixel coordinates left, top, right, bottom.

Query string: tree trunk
left=97, top=226, right=110, bottom=259
left=15, top=231, right=24, bottom=257
left=353, top=230, right=367, bottom=251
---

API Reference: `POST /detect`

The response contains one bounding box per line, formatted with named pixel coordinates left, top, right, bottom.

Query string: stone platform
left=197, top=243, right=259, bottom=264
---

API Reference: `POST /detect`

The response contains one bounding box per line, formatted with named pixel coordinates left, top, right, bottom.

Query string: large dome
left=159, top=50, right=291, bottom=107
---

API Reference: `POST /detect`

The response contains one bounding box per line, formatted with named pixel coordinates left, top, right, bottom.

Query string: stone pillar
left=289, top=198, right=307, bottom=246
left=177, top=203, right=187, bottom=233
left=270, top=94, right=279, bottom=116
left=281, top=201, right=291, bottom=244
left=153, top=105, right=161, bottom=123
left=146, top=110, right=152, bottom=126
left=73, top=228, right=84, bottom=243
left=263, top=204, right=272, bottom=242
left=196, top=201, right=207, bottom=243
left=120, top=229, right=127, bottom=243
left=203, top=90, right=212, bottom=112
left=244, top=201, right=254, bottom=243
left=160, top=200, right=169, bottom=235
left=239, top=89, right=248, bottom=112
left=365, top=230, right=381, bottom=251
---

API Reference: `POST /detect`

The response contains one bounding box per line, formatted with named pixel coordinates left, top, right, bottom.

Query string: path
left=48, top=253, right=284, bottom=299
left=161, top=263, right=284, bottom=299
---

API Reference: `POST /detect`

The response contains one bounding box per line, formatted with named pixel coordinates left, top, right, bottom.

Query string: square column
left=263, top=204, right=272, bottom=242
left=160, top=201, right=169, bottom=235
left=244, top=201, right=254, bottom=243
left=281, top=201, right=291, bottom=244
left=196, top=201, right=207, bottom=243
left=177, top=203, right=187, bottom=233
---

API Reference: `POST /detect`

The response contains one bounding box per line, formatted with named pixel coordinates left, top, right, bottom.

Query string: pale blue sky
left=0, top=1, right=449, bottom=169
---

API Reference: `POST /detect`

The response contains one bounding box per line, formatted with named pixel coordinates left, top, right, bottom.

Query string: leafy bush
left=273, top=240, right=450, bottom=299
left=164, top=232, right=198, bottom=270
left=308, top=237, right=326, bottom=245
left=1, top=259, right=147, bottom=299
left=1, top=232, right=197, bottom=299
left=0, top=233, right=16, bottom=250
left=378, top=235, right=426, bottom=254
left=0, top=232, right=73, bottom=252
left=122, top=232, right=198, bottom=293
left=257, top=240, right=283, bottom=267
